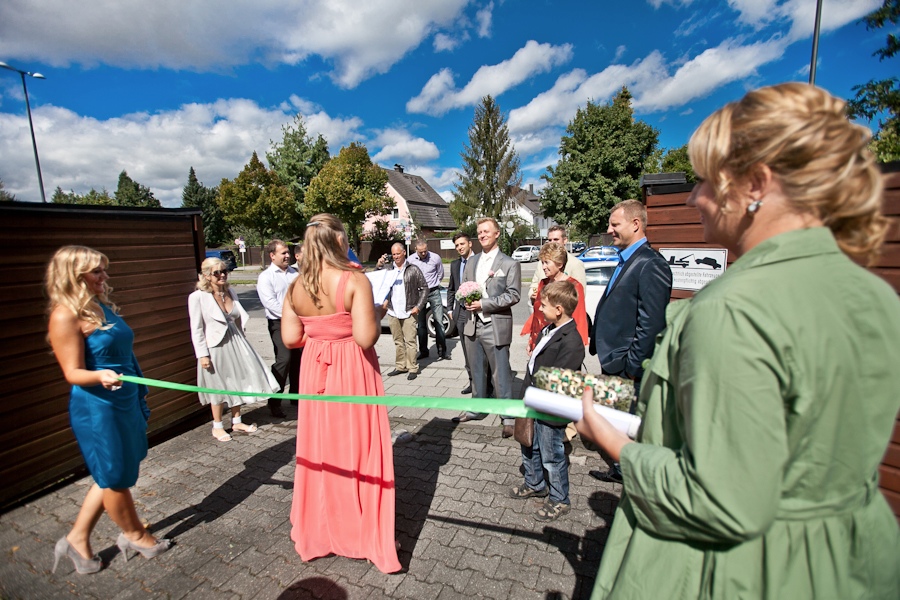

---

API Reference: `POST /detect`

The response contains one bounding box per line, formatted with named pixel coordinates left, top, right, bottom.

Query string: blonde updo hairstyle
left=45, top=245, right=117, bottom=331
left=197, top=258, right=229, bottom=293
left=688, top=82, right=887, bottom=264
left=539, top=242, right=568, bottom=269
left=297, top=213, right=356, bottom=307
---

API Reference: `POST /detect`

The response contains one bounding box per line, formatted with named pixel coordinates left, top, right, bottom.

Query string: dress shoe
left=589, top=466, right=623, bottom=484
left=116, top=532, right=173, bottom=562
left=417, top=352, right=429, bottom=360
left=52, top=537, right=102, bottom=575
left=437, top=349, right=448, bottom=360
left=269, top=406, right=286, bottom=418
left=407, top=372, right=418, bottom=381
left=501, top=425, right=514, bottom=439
left=460, top=385, right=472, bottom=394
left=387, top=369, right=406, bottom=377
left=451, top=412, right=484, bottom=423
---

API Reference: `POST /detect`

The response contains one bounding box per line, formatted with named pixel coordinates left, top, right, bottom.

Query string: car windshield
left=515, top=246, right=532, bottom=252
left=585, top=266, right=615, bottom=285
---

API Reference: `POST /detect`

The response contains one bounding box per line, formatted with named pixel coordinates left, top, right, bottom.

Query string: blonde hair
left=44, top=245, right=117, bottom=330
left=541, top=280, right=578, bottom=316
left=476, top=217, right=500, bottom=231
left=688, top=82, right=887, bottom=264
left=297, top=213, right=355, bottom=308
left=197, top=258, right=230, bottom=293
left=539, top=242, right=568, bottom=268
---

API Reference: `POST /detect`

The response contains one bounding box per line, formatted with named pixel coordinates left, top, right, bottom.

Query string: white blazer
left=188, top=289, right=250, bottom=358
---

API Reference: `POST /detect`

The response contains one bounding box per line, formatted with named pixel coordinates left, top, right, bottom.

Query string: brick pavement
left=0, top=278, right=622, bottom=600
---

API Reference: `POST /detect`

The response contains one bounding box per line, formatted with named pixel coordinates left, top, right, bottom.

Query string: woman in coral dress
left=281, top=213, right=400, bottom=574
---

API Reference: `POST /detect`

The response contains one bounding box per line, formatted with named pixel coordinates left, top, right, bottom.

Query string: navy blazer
left=523, top=319, right=586, bottom=390
left=589, top=242, right=672, bottom=380
left=446, top=255, right=470, bottom=327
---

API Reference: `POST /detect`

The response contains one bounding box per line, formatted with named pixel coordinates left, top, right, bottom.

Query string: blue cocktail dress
left=68, top=305, right=150, bottom=489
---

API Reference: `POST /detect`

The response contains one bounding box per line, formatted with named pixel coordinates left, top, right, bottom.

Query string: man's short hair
left=266, top=239, right=286, bottom=256
left=547, top=225, right=568, bottom=239
left=610, top=199, right=647, bottom=231
left=452, top=231, right=470, bottom=243
left=293, top=243, right=303, bottom=256
left=414, top=239, right=428, bottom=249
left=476, top=217, right=500, bottom=231
left=541, top=280, right=578, bottom=316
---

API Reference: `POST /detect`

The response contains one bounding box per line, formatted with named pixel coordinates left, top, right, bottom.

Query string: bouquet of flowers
left=533, top=366, right=634, bottom=412
left=455, top=281, right=483, bottom=304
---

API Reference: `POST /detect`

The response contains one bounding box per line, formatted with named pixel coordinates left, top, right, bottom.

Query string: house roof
left=509, top=185, right=543, bottom=216
left=384, top=167, right=456, bottom=230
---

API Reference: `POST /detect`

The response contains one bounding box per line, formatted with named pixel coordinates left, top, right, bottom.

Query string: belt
left=428, top=286, right=440, bottom=292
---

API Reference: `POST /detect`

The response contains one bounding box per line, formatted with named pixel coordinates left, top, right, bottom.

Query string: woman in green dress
left=576, top=83, right=900, bottom=599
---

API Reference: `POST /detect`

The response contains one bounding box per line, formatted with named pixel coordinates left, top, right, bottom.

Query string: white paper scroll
left=523, top=386, right=642, bottom=439
left=365, top=268, right=396, bottom=305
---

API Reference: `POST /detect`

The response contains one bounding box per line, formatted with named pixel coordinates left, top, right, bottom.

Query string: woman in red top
left=522, top=242, right=589, bottom=353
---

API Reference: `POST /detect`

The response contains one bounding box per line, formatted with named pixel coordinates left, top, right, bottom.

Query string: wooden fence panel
left=0, top=202, right=207, bottom=509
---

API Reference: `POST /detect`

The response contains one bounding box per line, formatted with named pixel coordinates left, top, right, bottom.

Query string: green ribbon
left=119, top=375, right=566, bottom=422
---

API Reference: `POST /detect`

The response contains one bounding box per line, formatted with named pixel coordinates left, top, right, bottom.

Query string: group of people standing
left=43, top=83, right=899, bottom=598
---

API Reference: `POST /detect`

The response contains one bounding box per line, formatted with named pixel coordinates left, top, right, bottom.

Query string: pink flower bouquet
left=455, top=281, right=483, bottom=304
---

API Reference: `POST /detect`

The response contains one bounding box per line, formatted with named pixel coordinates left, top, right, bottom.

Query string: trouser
left=417, top=287, right=446, bottom=355
left=388, top=315, right=419, bottom=373
left=522, top=420, right=570, bottom=504
left=268, top=318, right=302, bottom=408
left=464, top=318, right=513, bottom=424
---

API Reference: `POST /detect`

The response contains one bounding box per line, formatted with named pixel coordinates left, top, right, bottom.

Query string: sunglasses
left=210, top=270, right=228, bottom=277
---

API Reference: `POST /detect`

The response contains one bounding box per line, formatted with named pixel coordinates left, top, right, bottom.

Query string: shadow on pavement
left=277, top=576, right=349, bottom=599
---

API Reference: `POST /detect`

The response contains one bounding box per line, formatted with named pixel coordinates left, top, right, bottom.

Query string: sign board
left=658, top=248, right=728, bottom=292
left=540, top=228, right=548, bottom=238
left=504, top=221, right=515, bottom=234
left=439, top=239, right=455, bottom=250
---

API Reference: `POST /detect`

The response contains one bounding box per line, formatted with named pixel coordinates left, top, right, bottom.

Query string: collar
left=725, top=227, right=841, bottom=276
left=267, top=263, right=295, bottom=274
left=482, top=246, right=500, bottom=263
left=617, top=237, right=647, bottom=263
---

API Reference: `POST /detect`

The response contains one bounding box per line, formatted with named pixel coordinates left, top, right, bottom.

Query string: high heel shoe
left=52, top=537, right=102, bottom=575
left=116, top=532, right=172, bottom=562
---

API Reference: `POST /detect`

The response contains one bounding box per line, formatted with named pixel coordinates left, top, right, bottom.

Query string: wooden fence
left=0, top=202, right=208, bottom=509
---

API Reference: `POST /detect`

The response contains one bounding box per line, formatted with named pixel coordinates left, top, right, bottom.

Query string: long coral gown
left=290, top=271, right=401, bottom=574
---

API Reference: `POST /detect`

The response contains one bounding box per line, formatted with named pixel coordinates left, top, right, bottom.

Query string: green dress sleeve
left=620, top=297, right=791, bottom=544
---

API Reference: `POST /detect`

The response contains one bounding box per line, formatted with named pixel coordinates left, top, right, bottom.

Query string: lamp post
left=0, top=61, right=47, bottom=203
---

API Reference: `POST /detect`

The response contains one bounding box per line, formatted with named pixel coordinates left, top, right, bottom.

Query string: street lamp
left=0, top=61, right=47, bottom=203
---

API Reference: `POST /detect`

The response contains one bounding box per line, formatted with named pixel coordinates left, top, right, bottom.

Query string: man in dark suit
left=447, top=232, right=475, bottom=394
left=589, top=199, right=672, bottom=482
left=452, top=218, right=521, bottom=438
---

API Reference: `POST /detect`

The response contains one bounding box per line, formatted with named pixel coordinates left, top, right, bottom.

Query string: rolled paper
left=523, top=387, right=642, bottom=439
left=532, top=366, right=634, bottom=412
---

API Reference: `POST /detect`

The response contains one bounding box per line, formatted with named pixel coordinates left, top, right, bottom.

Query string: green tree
left=114, top=171, right=161, bottom=207
left=661, top=144, right=697, bottom=183
left=181, top=167, right=228, bottom=246
left=51, top=186, right=115, bottom=205
left=451, top=95, right=521, bottom=225
left=0, top=179, right=16, bottom=201
left=217, top=152, right=296, bottom=252
left=848, top=0, right=900, bottom=162
left=362, top=217, right=404, bottom=242
left=540, top=87, right=659, bottom=237
left=267, top=114, right=330, bottom=227
left=305, top=143, right=391, bottom=251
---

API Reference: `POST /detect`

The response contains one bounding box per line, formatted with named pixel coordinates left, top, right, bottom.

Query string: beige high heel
left=116, top=532, right=172, bottom=562
left=52, top=537, right=102, bottom=575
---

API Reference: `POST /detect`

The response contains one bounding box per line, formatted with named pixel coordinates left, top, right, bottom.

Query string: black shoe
left=387, top=369, right=406, bottom=377
left=589, top=467, right=623, bottom=484
left=417, top=352, right=429, bottom=360
left=437, top=349, right=447, bottom=360
left=269, top=406, right=286, bottom=418
left=407, top=372, right=418, bottom=381
left=451, top=412, right=485, bottom=423
left=460, top=385, right=472, bottom=394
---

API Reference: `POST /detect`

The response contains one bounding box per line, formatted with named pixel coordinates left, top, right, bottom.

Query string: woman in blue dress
left=46, top=246, right=171, bottom=574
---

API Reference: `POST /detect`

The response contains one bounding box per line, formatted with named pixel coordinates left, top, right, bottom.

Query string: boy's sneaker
left=535, top=501, right=571, bottom=521
left=509, top=485, right=549, bottom=499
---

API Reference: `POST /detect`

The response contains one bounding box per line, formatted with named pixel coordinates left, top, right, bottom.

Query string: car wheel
left=426, top=312, right=452, bottom=338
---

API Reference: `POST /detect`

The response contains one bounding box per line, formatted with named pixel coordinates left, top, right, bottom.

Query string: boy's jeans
left=521, top=420, right=570, bottom=505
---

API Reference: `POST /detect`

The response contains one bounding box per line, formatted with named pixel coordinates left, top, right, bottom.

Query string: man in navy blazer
left=589, top=199, right=672, bottom=482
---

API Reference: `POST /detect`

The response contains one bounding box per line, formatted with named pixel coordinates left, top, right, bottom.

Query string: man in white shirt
left=527, top=225, right=586, bottom=301
left=257, top=239, right=300, bottom=418
left=378, top=243, right=428, bottom=381
left=407, top=240, right=447, bottom=360
left=452, top=218, right=521, bottom=438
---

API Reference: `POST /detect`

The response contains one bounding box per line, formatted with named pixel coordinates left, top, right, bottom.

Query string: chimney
left=529, top=183, right=534, bottom=194
left=394, top=164, right=404, bottom=173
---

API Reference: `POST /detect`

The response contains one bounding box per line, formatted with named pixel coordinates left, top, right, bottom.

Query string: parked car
left=578, top=245, right=619, bottom=263
left=512, top=245, right=540, bottom=262
left=380, top=287, right=455, bottom=339
left=582, top=260, right=618, bottom=326
left=205, top=249, right=238, bottom=271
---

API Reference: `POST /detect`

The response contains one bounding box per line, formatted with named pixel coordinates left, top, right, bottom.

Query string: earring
left=747, top=200, right=763, bottom=215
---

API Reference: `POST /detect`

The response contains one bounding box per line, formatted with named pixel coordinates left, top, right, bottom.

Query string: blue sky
left=0, top=0, right=893, bottom=207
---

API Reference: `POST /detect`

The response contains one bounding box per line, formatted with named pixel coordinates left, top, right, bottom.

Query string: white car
left=583, top=260, right=618, bottom=323
left=512, top=245, right=540, bottom=262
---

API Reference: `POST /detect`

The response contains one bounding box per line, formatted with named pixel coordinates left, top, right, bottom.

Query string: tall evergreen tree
left=267, top=114, right=330, bottom=230
left=182, top=167, right=228, bottom=245
left=541, top=87, right=658, bottom=237
left=114, top=171, right=161, bottom=207
left=450, top=95, right=521, bottom=225
left=304, top=143, right=391, bottom=252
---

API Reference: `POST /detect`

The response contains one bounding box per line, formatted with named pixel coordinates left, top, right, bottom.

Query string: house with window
left=363, top=165, right=456, bottom=240
left=502, top=184, right=557, bottom=234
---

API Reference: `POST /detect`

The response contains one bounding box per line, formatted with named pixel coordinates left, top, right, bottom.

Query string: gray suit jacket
left=461, top=250, right=521, bottom=345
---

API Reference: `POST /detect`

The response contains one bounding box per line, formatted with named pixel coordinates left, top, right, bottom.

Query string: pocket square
left=493, top=268, right=505, bottom=277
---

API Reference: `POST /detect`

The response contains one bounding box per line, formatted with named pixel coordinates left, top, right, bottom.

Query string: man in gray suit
left=452, top=217, right=521, bottom=438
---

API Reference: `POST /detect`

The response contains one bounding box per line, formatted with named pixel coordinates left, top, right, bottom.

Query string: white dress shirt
left=475, top=246, right=500, bottom=324
left=257, top=263, right=299, bottom=320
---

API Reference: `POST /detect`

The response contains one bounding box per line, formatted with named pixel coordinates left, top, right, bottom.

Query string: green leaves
left=217, top=152, right=296, bottom=242
left=182, top=167, right=227, bottom=246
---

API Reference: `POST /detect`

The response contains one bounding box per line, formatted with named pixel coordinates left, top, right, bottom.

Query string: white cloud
left=0, top=98, right=364, bottom=206
left=0, top=0, right=471, bottom=88
left=647, top=0, right=695, bottom=7
left=434, top=33, right=463, bottom=52
left=407, top=40, right=574, bottom=115
left=726, top=0, right=779, bottom=27
left=476, top=2, right=494, bottom=38
left=614, top=45, right=627, bottom=61
left=725, top=0, right=879, bottom=40
left=371, top=128, right=440, bottom=163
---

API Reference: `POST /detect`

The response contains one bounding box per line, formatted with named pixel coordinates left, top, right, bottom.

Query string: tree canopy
left=540, top=87, right=659, bottom=237
left=216, top=152, right=296, bottom=246
left=0, top=179, right=17, bottom=202
left=182, top=167, right=228, bottom=246
left=114, top=171, right=161, bottom=207
left=848, top=0, right=899, bottom=162
left=51, top=187, right=115, bottom=205
left=450, top=95, right=521, bottom=225
left=304, top=143, right=391, bottom=250
left=266, top=114, right=330, bottom=226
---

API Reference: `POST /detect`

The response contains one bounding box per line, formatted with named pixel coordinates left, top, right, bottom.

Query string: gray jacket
left=461, top=251, right=521, bottom=344
left=385, top=262, right=428, bottom=314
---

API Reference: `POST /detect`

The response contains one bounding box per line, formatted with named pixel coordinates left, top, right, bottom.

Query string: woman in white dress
left=188, top=258, right=278, bottom=441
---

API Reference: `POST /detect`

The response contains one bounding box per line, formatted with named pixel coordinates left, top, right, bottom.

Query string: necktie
left=460, top=258, right=466, bottom=281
